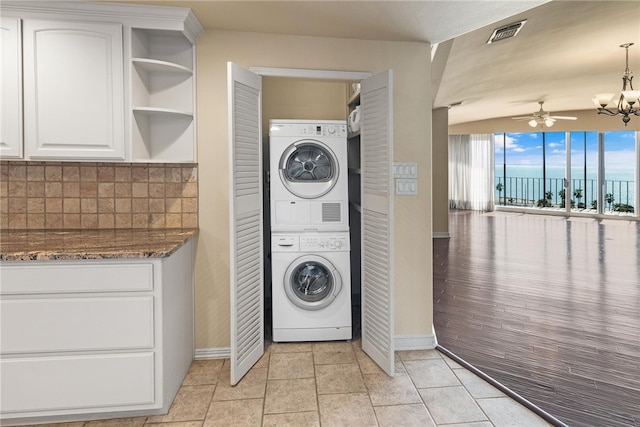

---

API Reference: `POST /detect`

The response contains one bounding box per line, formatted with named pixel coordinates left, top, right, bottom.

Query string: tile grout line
left=396, top=352, right=439, bottom=426
left=437, top=345, right=565, bottom=427
left=200, top=366, right=219, bottom=427
left=449, top=362, right=497, bottom=427
left=182, top=360, right=219, bottom=427
left=355, top=341, right=380, bottom=427
left=261, top=348, right=269, bottom=427
left=314, top=345, right=323, bottom=426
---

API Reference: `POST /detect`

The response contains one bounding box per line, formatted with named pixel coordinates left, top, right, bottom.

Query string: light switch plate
left=396, top=178, right=418, bottom=195
left=393, top=162, right=418, bottom=178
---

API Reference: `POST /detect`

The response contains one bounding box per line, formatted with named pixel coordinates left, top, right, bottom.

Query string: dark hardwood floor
left=433, top=210, right=640, bottom=427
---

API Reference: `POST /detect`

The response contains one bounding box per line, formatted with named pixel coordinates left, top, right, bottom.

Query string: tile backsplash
left=0, top=161, right=198, bottom=230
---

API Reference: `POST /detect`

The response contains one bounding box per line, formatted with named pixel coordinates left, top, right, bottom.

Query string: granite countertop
left=0, top=228, right=198, bottom=261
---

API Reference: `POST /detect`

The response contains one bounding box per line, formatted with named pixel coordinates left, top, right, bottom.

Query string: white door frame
left=230, top=65, right=395, bottom=380
left=250, top=66, right=371, bottom=81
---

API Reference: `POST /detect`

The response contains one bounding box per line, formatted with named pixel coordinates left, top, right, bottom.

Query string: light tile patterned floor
left=25, top=340, right=551, bottom=427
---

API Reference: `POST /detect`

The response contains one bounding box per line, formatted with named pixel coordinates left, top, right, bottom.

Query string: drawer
left=0, top=263, right=154, bottom=295
left=0, top=352, right=155, bottom=413
left=1, top=296, right=154, bottom=354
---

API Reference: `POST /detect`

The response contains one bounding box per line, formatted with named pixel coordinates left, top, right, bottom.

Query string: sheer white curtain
left=449, top=134, right=495, bottom=211
left=449, top=135, right=471, bottom=209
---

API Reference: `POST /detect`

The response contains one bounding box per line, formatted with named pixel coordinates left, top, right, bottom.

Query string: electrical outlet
left=396, top=178, right=418, bottom=195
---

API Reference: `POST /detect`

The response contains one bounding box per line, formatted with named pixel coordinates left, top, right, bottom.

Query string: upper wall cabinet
left=23, top=20, right=125, bottom=160
left=0, top=1, right=202, bottom=163
left=0, top=17, right=23, bottom=159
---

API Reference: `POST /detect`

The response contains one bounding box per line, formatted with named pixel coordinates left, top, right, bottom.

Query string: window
left=603, top=131, right=636, bottom=214
left=569, top=132, right=598, bottom=211
left=494, top=130, right=637, bottom=217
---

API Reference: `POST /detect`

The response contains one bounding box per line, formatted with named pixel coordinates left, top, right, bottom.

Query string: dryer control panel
left=269, top=120, right=347, bottom=138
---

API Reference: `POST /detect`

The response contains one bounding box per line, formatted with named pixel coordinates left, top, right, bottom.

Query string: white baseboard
left=394, top=333, right=437, bottom=351
left=195, top=347, right=230, bottom=359
left=432, top=231, right=451, bottom=238
left=196, top=331, right=438, bottom=359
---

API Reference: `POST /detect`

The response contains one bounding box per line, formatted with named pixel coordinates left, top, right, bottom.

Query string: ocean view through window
left=495, top=131, right=637, bottom=216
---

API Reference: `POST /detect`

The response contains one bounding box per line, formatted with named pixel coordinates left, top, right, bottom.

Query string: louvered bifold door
left=228, top=62, right=263, bottom=385
left=360, top=70, right=395, bottom=376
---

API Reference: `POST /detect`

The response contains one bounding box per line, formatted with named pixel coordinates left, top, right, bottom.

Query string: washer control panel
left=299, top=233, right=350, bottom=252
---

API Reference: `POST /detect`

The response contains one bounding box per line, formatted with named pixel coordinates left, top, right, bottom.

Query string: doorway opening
left=229, top=64, right=394, bottom=384
left=260, top=75, right=365, bottom=345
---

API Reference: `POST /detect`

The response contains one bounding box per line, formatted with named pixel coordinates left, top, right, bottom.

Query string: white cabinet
left=130, top=28, right=196, bottom=162
left=22, top=19, right=125, bottom=160
left=0, top=240, right=195, bottom=425
left=0, top=1, right=202, bottom=163
left=1, top=296, right=155, bottom=353
left=0, top=17, right=23, bottom=158
left=2, top=353, right=156, bottom=413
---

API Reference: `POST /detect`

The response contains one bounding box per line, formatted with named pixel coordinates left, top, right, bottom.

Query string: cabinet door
left=0, top=17, right=23, bottom=159
left=360, top=70, right=395, bottom=376
left=22, top=20, right=124, bottom=160
left=1, top=296, right=154, bottom=354
left=227, top=62, right=264, bottom=385
left=1, top=352, right=155, bottom=414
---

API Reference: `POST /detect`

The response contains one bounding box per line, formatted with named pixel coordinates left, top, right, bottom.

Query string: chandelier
left=593, top=43, right=640, bottom=126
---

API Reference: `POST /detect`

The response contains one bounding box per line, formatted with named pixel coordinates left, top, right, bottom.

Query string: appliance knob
left=327, top=125, right=335, bottom=134
left=334, top=240, right=342, bottom=249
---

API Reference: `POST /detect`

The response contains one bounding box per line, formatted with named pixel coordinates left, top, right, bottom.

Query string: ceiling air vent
left=487, top=20, right=527, bottom=44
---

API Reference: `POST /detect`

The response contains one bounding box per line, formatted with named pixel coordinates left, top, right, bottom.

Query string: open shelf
left=130, top=28, right=196, bottom=162
left=133, top=106, right=193, bottom=117
left=347, top=88, right=362, bottom=297
left=132, top=58, right=192, bottom=74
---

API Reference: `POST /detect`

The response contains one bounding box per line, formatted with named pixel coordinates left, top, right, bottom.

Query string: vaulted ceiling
left=100, top=0, right=640, bottom=126
left=434, top=1, right=640, bottom=125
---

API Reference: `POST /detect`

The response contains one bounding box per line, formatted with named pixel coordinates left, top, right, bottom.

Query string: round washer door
left=284, top=254, right=342, bottom=311
left=278, top=140, right=339, bottom=199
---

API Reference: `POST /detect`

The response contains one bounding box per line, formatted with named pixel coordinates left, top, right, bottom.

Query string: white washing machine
left=271, top=232, right=352, bottom=342
left=269, top=120, right=349, bottom=233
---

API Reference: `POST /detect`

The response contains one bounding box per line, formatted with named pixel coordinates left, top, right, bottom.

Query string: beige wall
left=194, top=29, right=433, bottom=350
left=449, top=109, right=640, bottom=134
left=262, top=78, right=348, bottom=131
left=431, top=107, right=449, bottom=237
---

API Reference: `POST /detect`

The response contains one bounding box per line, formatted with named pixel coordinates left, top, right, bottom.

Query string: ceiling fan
left=512, top=101, right=577, bottom=128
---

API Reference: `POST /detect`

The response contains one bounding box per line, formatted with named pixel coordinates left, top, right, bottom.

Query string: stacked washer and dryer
left=269, top=120, right=352, bottom=342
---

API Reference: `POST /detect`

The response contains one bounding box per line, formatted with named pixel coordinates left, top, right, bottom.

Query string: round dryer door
left=279, top=140, right=339, bottom=199
left=284, top=254, right=342, bottom=311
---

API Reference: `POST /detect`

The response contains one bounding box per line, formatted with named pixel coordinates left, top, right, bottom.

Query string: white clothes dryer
left=271, top=232, right=352, bottom=342
left=269, top=120, right=349, bottom=233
